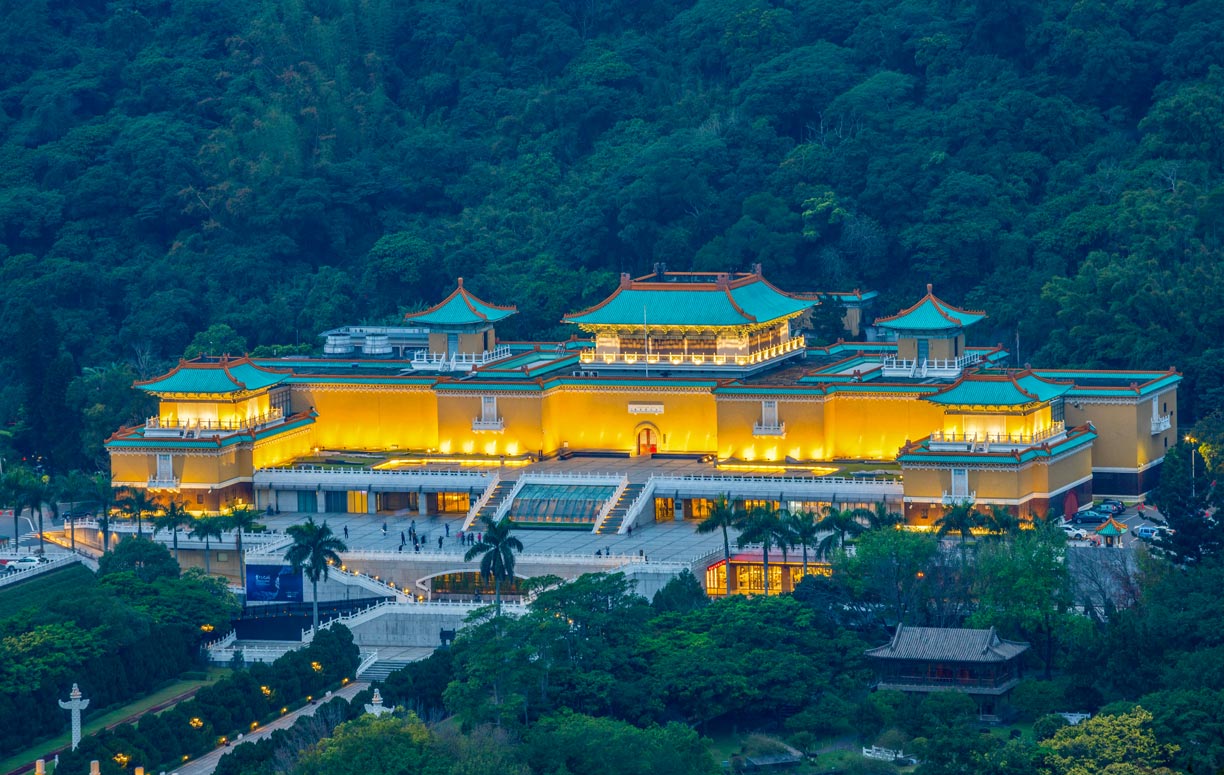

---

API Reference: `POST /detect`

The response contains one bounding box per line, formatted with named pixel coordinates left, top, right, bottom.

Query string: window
left=1051, top=398, right=1064, bottom=424
left=688, top=498, right=714, bottom=519
left=951, top=468, right=969, bottom=498
left=761, top=400, right=778, bottom=426
left=481, top=396, right=498, bottom=422
left=437, top=492, right=471, bottom=513
left=156, top=454, right=173, bottom=481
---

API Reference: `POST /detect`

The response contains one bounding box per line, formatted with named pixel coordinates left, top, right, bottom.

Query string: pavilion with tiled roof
left=866, top=625, right=1029, bottom=713
left=875, top=285, right=987, bottom=379
left=1095, top=516, right=1127, bottom=547
left=403, top=278, right=518, bottom=365
left=564, top=264, right=813, bottom=374
left=925, top=371, right=1073, bottom=409
left=135, top=356, right=289, bottom=396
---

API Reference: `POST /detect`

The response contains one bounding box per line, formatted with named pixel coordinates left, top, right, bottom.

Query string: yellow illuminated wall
left=715, top=397, right=827, bottom=461
left=436, top=392, right=543, bottom=457
left=540, top=387, right=718, bottom=455
left=1063, top=391, right=1177, bottom=471
left=940, top=405, right=1053, bottom=439
left=825, top=394, right=946, bottom=460
left=895, top=334, right=965, bottom=361
left=251, top=425, right=316, bottom=469
left=159, top=392, right=272, bottom=426
left=295, top=384, right=439, bottom=451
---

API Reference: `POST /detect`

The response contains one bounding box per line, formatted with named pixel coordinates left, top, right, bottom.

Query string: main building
left=107, top=267, right=1178, bottom=535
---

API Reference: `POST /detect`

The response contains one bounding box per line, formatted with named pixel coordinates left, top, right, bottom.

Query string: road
left=169, top=681, right=369, bottom=775
left=1066, top=503, right=1164, bottom=549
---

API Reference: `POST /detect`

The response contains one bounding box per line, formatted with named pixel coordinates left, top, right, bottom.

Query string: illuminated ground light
left=311, top=661, right=323, bottom=672
left=188, top=717, right=204, bottom=729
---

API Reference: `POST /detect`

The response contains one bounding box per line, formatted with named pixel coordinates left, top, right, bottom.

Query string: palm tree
left=89, top=473, right=118, bottom=554
left=285, top=517, right=347, bottom=633
left=225, top=504, right=260, bottom=582
left=153, top=501, right=194, bottom=563
left=815, top=506, right=865, bottom=559
left=58, top=470, right=95, bottom=553
left=463, top=515, right=524, bottom=615
left=861, top=500, right=903, bottom=530
left=936, top=503, right=982, bottom=562
left=735, top=503, right=786, bottom=596
left=0, top=469, right=33, bottom=554
left=26, top=474, right=53, bottom=555
left=788, top=510, right=821, bottom=578
left=982, top=505, right=1021, bottom=539
left=189, top=517, right=226, bottom=576
left=695, top=494, right=740, bottom=595
left=119, top=488, right=157, bottom=539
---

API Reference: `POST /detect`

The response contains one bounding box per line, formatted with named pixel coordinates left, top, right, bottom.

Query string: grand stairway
left=596, top=482, right=645, bottom=534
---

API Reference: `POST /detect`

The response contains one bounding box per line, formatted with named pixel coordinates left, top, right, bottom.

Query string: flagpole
left=644, top=305, right=650, bottom=379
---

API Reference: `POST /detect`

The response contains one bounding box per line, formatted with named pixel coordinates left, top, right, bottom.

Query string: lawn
left=0, top=668, right=230, bottom=775
left=0, top=562, right=96, bottom=611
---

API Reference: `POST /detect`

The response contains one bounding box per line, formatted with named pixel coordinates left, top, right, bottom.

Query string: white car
left=3, top=556, right=48, bottom=573
left=1061, top=524, right=1088, bottom=541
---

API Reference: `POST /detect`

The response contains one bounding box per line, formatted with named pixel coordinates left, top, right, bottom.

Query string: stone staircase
left=468, top=480, right=516, bottom=527
left=596, top=482, right=645, bottom=535
left=358, top=658, right=412, bottom=682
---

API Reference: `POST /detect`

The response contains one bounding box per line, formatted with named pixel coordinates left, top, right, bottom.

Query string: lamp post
left=1187, top=435, right=1199, bottom=499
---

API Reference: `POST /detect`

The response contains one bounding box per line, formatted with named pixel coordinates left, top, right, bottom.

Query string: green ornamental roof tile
left=875, top=285, right=986, bottom=331
left=925, top=371, right=1072, bottom=406
left=137, top=358, right=288, bottom=394
left=564, top=273, right=812, bottom=328
left=403, top=279, right=517, bottom=326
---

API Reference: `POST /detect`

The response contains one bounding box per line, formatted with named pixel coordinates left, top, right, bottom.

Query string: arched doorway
left=637, top=427, right=658, bottom=456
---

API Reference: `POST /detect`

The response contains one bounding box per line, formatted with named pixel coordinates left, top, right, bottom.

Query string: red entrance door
left=637, top=428, right=658, bottom=455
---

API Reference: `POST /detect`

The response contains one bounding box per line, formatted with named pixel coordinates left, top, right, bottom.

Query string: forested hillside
left=2, top=0, right=1223, bottom=469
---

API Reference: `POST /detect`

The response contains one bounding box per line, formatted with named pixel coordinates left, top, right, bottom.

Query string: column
left=316, top=490, right=326, bottom=514
left=367, top=490, right=377, bottom=514
left=674, top=498, right=685, bottom=521
left=418, top=492, right=429, bottom=517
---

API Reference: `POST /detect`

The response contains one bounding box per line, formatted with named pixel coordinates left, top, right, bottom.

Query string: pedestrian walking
left=445, top=523, right=450, bottom=537
left=627, top=525, right=632, bottom=536
left=438, top=535, right=444, bottom=550
left=457, top=530, right=464, bottom=543
left=400, top=530, right=405, bottom=545
left=381, top=521, right=387, bottom=536
left=478, top=532, right=483, bottom=544
left=343, top=525, right=349, bottom=539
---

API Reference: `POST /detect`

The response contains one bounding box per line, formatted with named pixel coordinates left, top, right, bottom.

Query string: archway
left=637, top=426, right=658, bottom=456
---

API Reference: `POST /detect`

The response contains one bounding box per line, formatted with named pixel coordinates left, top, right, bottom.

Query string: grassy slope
left=0, top=563, right=97, bottom=611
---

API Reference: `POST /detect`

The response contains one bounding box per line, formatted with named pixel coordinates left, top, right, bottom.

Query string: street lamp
left=1186, top=435, right=1199, bottom=499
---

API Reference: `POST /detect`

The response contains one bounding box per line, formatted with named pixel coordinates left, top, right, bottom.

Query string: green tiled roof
left=1095, top=518, right=1126, bottom=537
left=564, top=275, right=811, bottom=328
left=926, top=372, right=1071, bottom=407
left=875, top=287, right=986, bottom=331
left=106, top=414, right=316, bottom=449
left=897, top=425, right=1096, bottom=465
left=137, top=358, right=288, bottom=395
left=404, top=279, right=517, bottom=326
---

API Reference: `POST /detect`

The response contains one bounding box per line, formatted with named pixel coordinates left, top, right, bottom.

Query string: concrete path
left=170, top=681, right=368, bottom=775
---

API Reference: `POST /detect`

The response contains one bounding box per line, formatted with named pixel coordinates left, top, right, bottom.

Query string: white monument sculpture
left=363, top=688, right=392, bottom=717
left=58, top=683, right=90, bottom=751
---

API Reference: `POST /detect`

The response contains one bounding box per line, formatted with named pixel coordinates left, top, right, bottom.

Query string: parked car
left=1073, top=509, right=1111, bottom=525
left=1094, top=500, right=1125, bottom=514
left=2, top=556, right=48, bottom=574
left=1133, top=525, right=1175, bottom=541
left=1061, top=524, right=1089, bottom=540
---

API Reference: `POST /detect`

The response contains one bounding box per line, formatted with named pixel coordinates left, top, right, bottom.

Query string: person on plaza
left=400, top=530, right=405, bottom=545
left=343, top=525, right=349, bottom=539
left=445, top=523, right=450, bottom=537
left=381, top=521, right=387, bottom=536
left=438, top=535, right=444, bottom=550
left=457, top=529, right=464, bottom=543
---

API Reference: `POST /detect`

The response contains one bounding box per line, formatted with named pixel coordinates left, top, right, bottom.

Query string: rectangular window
left=1051, top=399, right=1065, bottom=424
left=951, top=468, right=969, bottom=498
left=481, top=396, right=498, bottom=422
left=447, top=333, right=459, bottom=355
left=917, top=339, right=930, bottom=361
left=689, top=498, right=714, bottom=519
left=156, top=454, right=173, bottom=481
left=436, top=492, right=471, bottom=513
left=761, top=400, right=778, bottom=426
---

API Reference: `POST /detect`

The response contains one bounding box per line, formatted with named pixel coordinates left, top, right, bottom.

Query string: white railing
left=881, top=353, right=981, bottom=377
left=411, top=345, right=512, bottom=371
left=203, top=630, right=237, bottom=653
left=463, top=471, right=501, bottom=530
left=1151, top=415, right=1172, bottom=434
left=578, top=337, right=803, bottom=367
left=144, top=404, right=285, bottom=435
left=471, top=417, right=505, bottom=431
left=208, top=643, right=298, bottom=664
left=147, top=477, right=181, bottom=490
left=752, top=421, right=786, bottom=436
left=302, top=599, right=530, bottom=643
left=0, top=554, right=81, bottom=588
left=355, top=650, right=380, bottom=678
left=942, top=490, right=976, bottom=505
left=326, top=563, right=411, bottom=602
left=618, top=476, right=657, bottom=534
left=337, top=547, right=647, bottom=566
left=652, top=473, right=902, bottom=503
left=591, top=477, right=630, bottom=534
left=929, top=422, right=1065, bottom=448
left=255, top=466, right=492, bottom=491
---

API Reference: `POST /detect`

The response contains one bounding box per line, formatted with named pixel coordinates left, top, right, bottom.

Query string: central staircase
left=465, top=480, right=516, bottom=529
left=596, top=482, right=645, bottom=534
left=358, top=658, right=412, bottom=682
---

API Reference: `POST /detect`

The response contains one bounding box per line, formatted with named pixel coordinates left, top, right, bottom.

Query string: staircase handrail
left=590, top=476, right=630, bottom=534
left=617, top=476, right=658, bottom=534
left=462, top=470, right=501, bottom=531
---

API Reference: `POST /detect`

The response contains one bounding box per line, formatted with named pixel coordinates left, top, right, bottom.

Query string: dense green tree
left=97, top=537, right=180, bottom=582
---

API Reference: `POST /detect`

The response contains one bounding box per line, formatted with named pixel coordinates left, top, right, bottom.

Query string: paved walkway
left=170, top=681, right=368, bottom=775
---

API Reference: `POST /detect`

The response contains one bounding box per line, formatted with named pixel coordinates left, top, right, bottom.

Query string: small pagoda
left=403, top=278, right=518, bottom=371
left=875, top=285, right=986, bottom=378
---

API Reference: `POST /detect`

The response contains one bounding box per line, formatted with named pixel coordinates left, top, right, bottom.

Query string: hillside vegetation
left=1, top=0, right=1222, bottom=468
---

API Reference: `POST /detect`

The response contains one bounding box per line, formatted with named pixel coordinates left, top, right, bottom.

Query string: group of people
left=342, top=519, right=483, bottom=553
